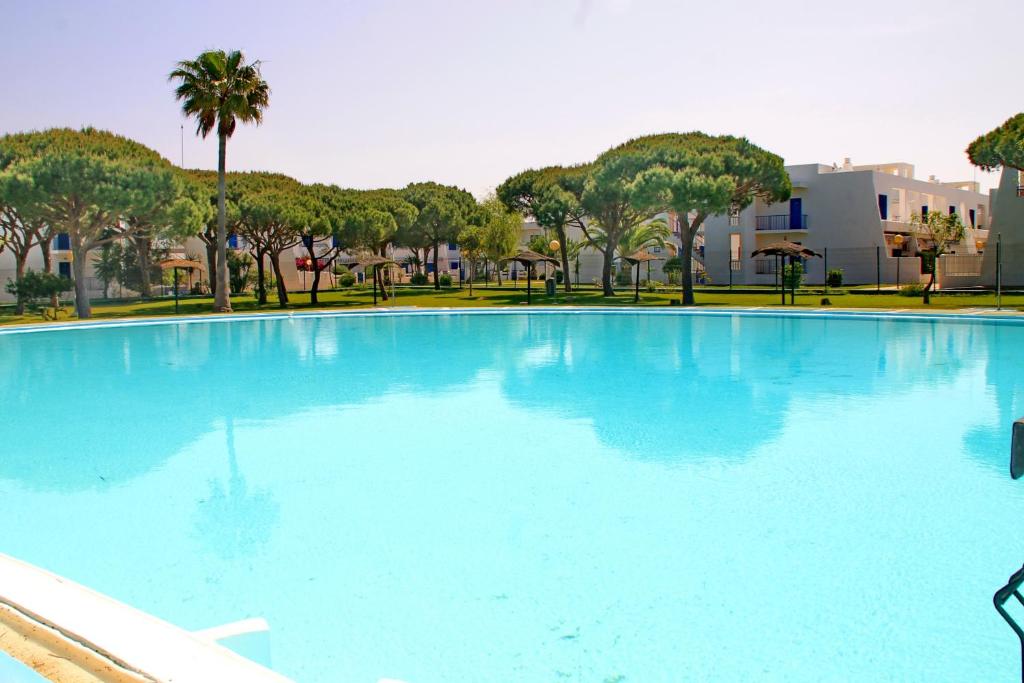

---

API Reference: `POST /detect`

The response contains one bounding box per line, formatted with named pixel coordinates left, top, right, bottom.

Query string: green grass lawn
left=2, top=284, right=1022, bottom=327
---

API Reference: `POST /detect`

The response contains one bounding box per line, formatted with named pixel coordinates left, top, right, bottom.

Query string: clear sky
left=1, top=0, right=1019, bottom=195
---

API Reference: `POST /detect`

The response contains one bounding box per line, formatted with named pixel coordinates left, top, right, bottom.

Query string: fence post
left=896, top=256, right=901, bottom=288
left=876, top=245, right=881, bottom=293
left=728, top=255, right=733, bottom=290
left=997, top=232, right=1003, bottom=311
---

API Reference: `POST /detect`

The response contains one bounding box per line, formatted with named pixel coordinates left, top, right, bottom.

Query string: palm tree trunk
left=214, top=133, right=231, bottom=312
left=205, top=239, right=217, bottom=296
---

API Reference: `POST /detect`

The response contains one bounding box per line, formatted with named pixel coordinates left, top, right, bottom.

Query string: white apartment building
left=703, top=159, right=991, bottom=287
left=0, top=232, right=112, bottom=304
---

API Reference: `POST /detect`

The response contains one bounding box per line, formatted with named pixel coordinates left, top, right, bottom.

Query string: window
left=728, top=205, right=740, bottom=227
left=55, top=233, right=70, bottom=250
left=948, top=205, right=956, bottom=215
left=878, top=194, right=888, bottom=220
left=969, top=209, right=976, bottom=227
left=921, top=205, right=928, bottom=218
left=450, top=261, right=459, bottom=271
left=58, top=262, right=71, bottom=279
left=228, top=234, right=238, bottom=248
left=651, top=245, right=662, bottom=253
left=447, top=242, right=457, bottom=251
left=729, top=233, right=742, bottom=262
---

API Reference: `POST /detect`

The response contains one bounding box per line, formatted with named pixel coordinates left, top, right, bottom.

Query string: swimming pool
left=1, top=310, right=1022, bottom=681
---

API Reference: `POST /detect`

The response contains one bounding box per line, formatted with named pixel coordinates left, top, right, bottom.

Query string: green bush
left=783, top=262, right=804, bottom=289
left=826, top=268, right=844, bottom=288
left=410, top=272, right=428, bottom=285
left=438, top=273, right=453, bottom=287
left=645, top=280, right=659, bottom=293
left=338, top=273, right=356, bottom=288
left=900, top=283, right=926, bottom=297
left=5, top=271, right=73, bottom=313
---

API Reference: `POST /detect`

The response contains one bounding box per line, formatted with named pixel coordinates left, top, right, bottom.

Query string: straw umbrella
left=159, top=257, right=205, bottom=313
left=502, top=250, right=560, bottom=305
left=618, top=250, right=664, bottom=303
left=347, top=254, right=399, bottom=306
left=750, top=242, right=822, bottom=305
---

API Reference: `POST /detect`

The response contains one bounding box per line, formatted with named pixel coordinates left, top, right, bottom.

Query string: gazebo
left=502, top=250, right=560, bottom=305
left=158, top=257, right=205, bottom=313
left=618, top=250, right=664, bottom=303
left=750, top=241, right=822, bottom=305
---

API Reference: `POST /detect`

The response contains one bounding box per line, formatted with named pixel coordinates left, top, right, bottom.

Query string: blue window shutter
left=58, top=262, right=71, bottom=279
left=302, top=235, right=313, bottom=249
left=332, top=235, right=339, bottom=248
left=921, top=206, right=928, bottom=218
left=228, top=234, right=238, bottom=248
left=448, top=242, right=457, bottom=251
left=56, top=233, right=70, bottom=250
left=878, top=194, right=888, bottom=220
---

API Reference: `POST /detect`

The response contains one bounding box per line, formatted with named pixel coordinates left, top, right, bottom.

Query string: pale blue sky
left=1, top=0, right=1019, bottom=195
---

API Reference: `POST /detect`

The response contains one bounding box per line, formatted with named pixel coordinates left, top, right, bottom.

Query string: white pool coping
left=0, top=304, right=1023, bottom=337
left=0, top=553, right=292, bottom=683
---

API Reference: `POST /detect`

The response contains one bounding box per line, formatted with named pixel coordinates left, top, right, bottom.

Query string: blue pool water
left=2, top=310, right=1024, bottom=682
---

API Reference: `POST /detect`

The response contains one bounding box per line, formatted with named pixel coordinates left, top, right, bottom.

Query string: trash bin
left=545, top=278, right=556, bottom=296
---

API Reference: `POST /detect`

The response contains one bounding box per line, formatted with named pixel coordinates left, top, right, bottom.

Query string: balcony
left=1017, top=185, right=1024, bottom=198
left=756, top=214, right=808, bottom=231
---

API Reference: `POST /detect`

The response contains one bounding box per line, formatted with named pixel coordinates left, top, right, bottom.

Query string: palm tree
left=589, top=219, right=671, bottom=285
left=170, top=50, right=270, bottom=312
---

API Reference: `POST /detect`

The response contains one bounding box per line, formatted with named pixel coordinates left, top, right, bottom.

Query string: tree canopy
left=967, top=113, right=1024, bottom=172
left=0, top=127, right=201, bottom=318
left=401, top=182, right=478, bottom=289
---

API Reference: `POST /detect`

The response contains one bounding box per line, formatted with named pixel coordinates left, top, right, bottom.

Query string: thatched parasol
left=750, top=242, right=822, bottom=305
left=750, top=241, right=822, bottom=259
left=501, top=250, right=560, bottom=305
left=159, top=258, right=205, bottom=313
left=618, top=251, right=664, bottom=303
left=343, top=254, right=400, bottom=306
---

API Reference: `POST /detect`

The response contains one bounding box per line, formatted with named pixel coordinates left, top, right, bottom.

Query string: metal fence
left=702, top=238, right=1015, bottom=292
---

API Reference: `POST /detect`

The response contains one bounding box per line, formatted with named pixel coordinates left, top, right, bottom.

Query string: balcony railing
left=756, top=214, right=808, bottom=231
left=1017, top=185, right=1024, bottom=198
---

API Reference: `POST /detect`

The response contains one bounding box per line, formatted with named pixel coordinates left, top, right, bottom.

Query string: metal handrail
left=995, top=565, right=1024, bottom=682
left=997, top=419, right=1024, bottom=681
left=756, top=214, right=808, bottom=231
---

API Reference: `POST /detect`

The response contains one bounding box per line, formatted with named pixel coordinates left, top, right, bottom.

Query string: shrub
left=826, top=268, right=844, bottom=288
left=438, top=273, right=453, bottom=287
left=5, top=271, right=73, bottom=314
left=645, top=280, right=659, bottom=293
left=555, top=270, right=564, bottom=284
left=783, top=262, right=804, bottom=289
left=410, top=272, right=428, bottom=285
left=900, top=283, right=926, bottom=297
left=338, top=273, right=356, bottom=288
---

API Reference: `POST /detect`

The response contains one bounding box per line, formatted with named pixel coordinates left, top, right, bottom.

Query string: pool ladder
left=996, top=419, right=1024, bottom=682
